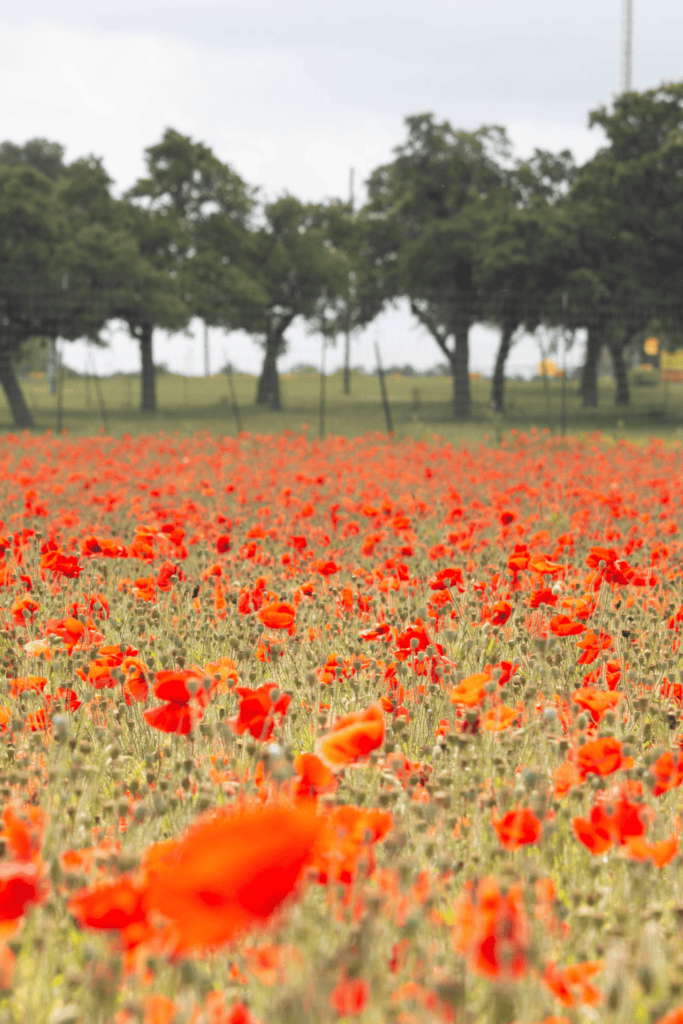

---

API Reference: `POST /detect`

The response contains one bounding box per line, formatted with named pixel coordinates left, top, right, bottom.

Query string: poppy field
left=3, top=428, right=683, bottom=1024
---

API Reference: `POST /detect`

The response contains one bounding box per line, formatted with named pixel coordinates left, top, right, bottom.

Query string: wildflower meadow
left=2, top=427, right=683, bottom=1024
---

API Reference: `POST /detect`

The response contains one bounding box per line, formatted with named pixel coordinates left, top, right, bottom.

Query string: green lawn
left=7, top=368, right=683, bottom=442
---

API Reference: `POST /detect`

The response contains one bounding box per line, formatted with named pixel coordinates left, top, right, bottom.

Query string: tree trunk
left=610, top=342, right=630, bottom=406
left=256, top=340, right=282, bottom=409
left=451, top=321, right=471, bottom=419
left=139, top=323, right=156, bottom=412
left=0, top=350, right=34, bottom=429
left=490, top=322, right=516, bottom=413
left=580, top=328, right=601, bottom=408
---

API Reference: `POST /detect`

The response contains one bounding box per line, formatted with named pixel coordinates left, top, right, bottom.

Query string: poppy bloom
left=575, top=629, right=612, bottom=665
left=483, top=705, right=518, bottom=732
left=543, top=960, right=604, bottom=1006
left=492, top=808, right=542, bottom=850
left=428, top=567, right=465, bottom=593
left=549, top=615, right=585, bottom=637
left=571, top=687, right=622, bottom=723
left=317, top=704, right=385, bottom=768
left=573, top=793, right=650, bottom=854
left=229, top=684, right=291, bottom=741
left=143, top=669, right=211, bottom=735
left=307, top=805, right=393, bottom=884
left=450, top=670, right=491, bottom=707
left=650, top=750, right=683, bottom=796
left=451, top=875, right=530, bottom=981
left=330, top=976, right=369, bottom=1016
left=0, top=862, right=45, bottom=922
left=292, top=753, right=338, bottom=800
left=141, top=801, right=324, bottom=953
left=490, top=600, right=512, bottom=626
left=576, top=737, right=633, bottom=779
left=623, top=834, right=679, bottom=867
left=69, top=876, right=148, bottom=934
left=257, top=602, right=296, bottom=632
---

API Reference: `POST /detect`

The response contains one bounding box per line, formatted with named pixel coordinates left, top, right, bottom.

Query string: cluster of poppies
left=0, top=429, right=682, bottom=1021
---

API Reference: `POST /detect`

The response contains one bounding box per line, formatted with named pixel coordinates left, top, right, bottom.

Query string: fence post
left=374, top=341, right=393, bottom=434
left=224, top=361, right=243, bottom=435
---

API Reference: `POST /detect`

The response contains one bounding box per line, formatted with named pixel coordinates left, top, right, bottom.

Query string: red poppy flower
left=229, top=684, right=291, bottom=741
left=549, top=614, right=585, bottom=637
left=492, top=808, right=542, bottom=850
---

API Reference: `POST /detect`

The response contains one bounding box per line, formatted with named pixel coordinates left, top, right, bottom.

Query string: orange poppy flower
left=256, top=602, right=296, bottom=632
left=292, top=753, right=338, bottom=800
left=317, top=704, right=385, bottom=768
left=329, top=976, right=369, bottom=1016
left=1, top=805, right=45, bottom=861
left=623, top=834, right=679, bottom=867
left=450, top=669, right=491, bottom=707
left=543, top=959, right=604, bottom=1006
left=571, top=687, right=622, bottom=723
left=576, top=737, right=633, bottom=779
left=483, top=705, right=518, bottom=731
left=307, top=805, right=393, bottom=884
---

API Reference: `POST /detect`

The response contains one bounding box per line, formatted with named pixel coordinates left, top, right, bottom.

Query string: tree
left=364, top=114, right=508, bottom=418
left=235, top=196, right=351, bottom=409
left=305, top=200, right=385, bottom=392
left=477, top=149, right=577, bottom=412
left=0, top=164, right=67, bottom=427
left=0, top=138, right=66, bottom=180
left=126, top=128, right=258, bottom=404
left=568, top=85, right=683, bottom=407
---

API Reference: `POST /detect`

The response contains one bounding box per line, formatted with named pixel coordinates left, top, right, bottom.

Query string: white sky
left=2, top=1, right=681, bottom=377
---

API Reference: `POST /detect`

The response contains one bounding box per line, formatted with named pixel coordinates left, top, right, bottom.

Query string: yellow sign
left=537, top=359, right=564, bottom=378
left=661, top=350, right=683, bottom=370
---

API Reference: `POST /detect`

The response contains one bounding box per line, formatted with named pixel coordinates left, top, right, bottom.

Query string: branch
left=409, top=299, right=453, bottom=359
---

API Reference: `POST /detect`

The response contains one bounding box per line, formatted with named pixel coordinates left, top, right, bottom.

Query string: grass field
left=8, top=368, right=683, bottom=442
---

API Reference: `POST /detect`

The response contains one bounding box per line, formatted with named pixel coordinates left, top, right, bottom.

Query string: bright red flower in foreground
left=317, top=704, right=385, bottom=768
left=141, top=802, right=323, bottom=953
left=71, top=801, right=324, bottom=955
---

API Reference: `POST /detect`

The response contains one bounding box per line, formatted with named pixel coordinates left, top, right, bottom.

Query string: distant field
left=6, top=368, right=683, bottom=442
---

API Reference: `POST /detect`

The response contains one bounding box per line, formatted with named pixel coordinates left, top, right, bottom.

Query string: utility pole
left=343, top=167, right=355, bottom=396
left=620, top=0, right=633, bottom=94
left=203, top=322, right=210, bottom=377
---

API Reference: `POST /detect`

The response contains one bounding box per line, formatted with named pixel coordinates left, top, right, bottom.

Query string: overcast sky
left=2, top=1, right=681, bottom=377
